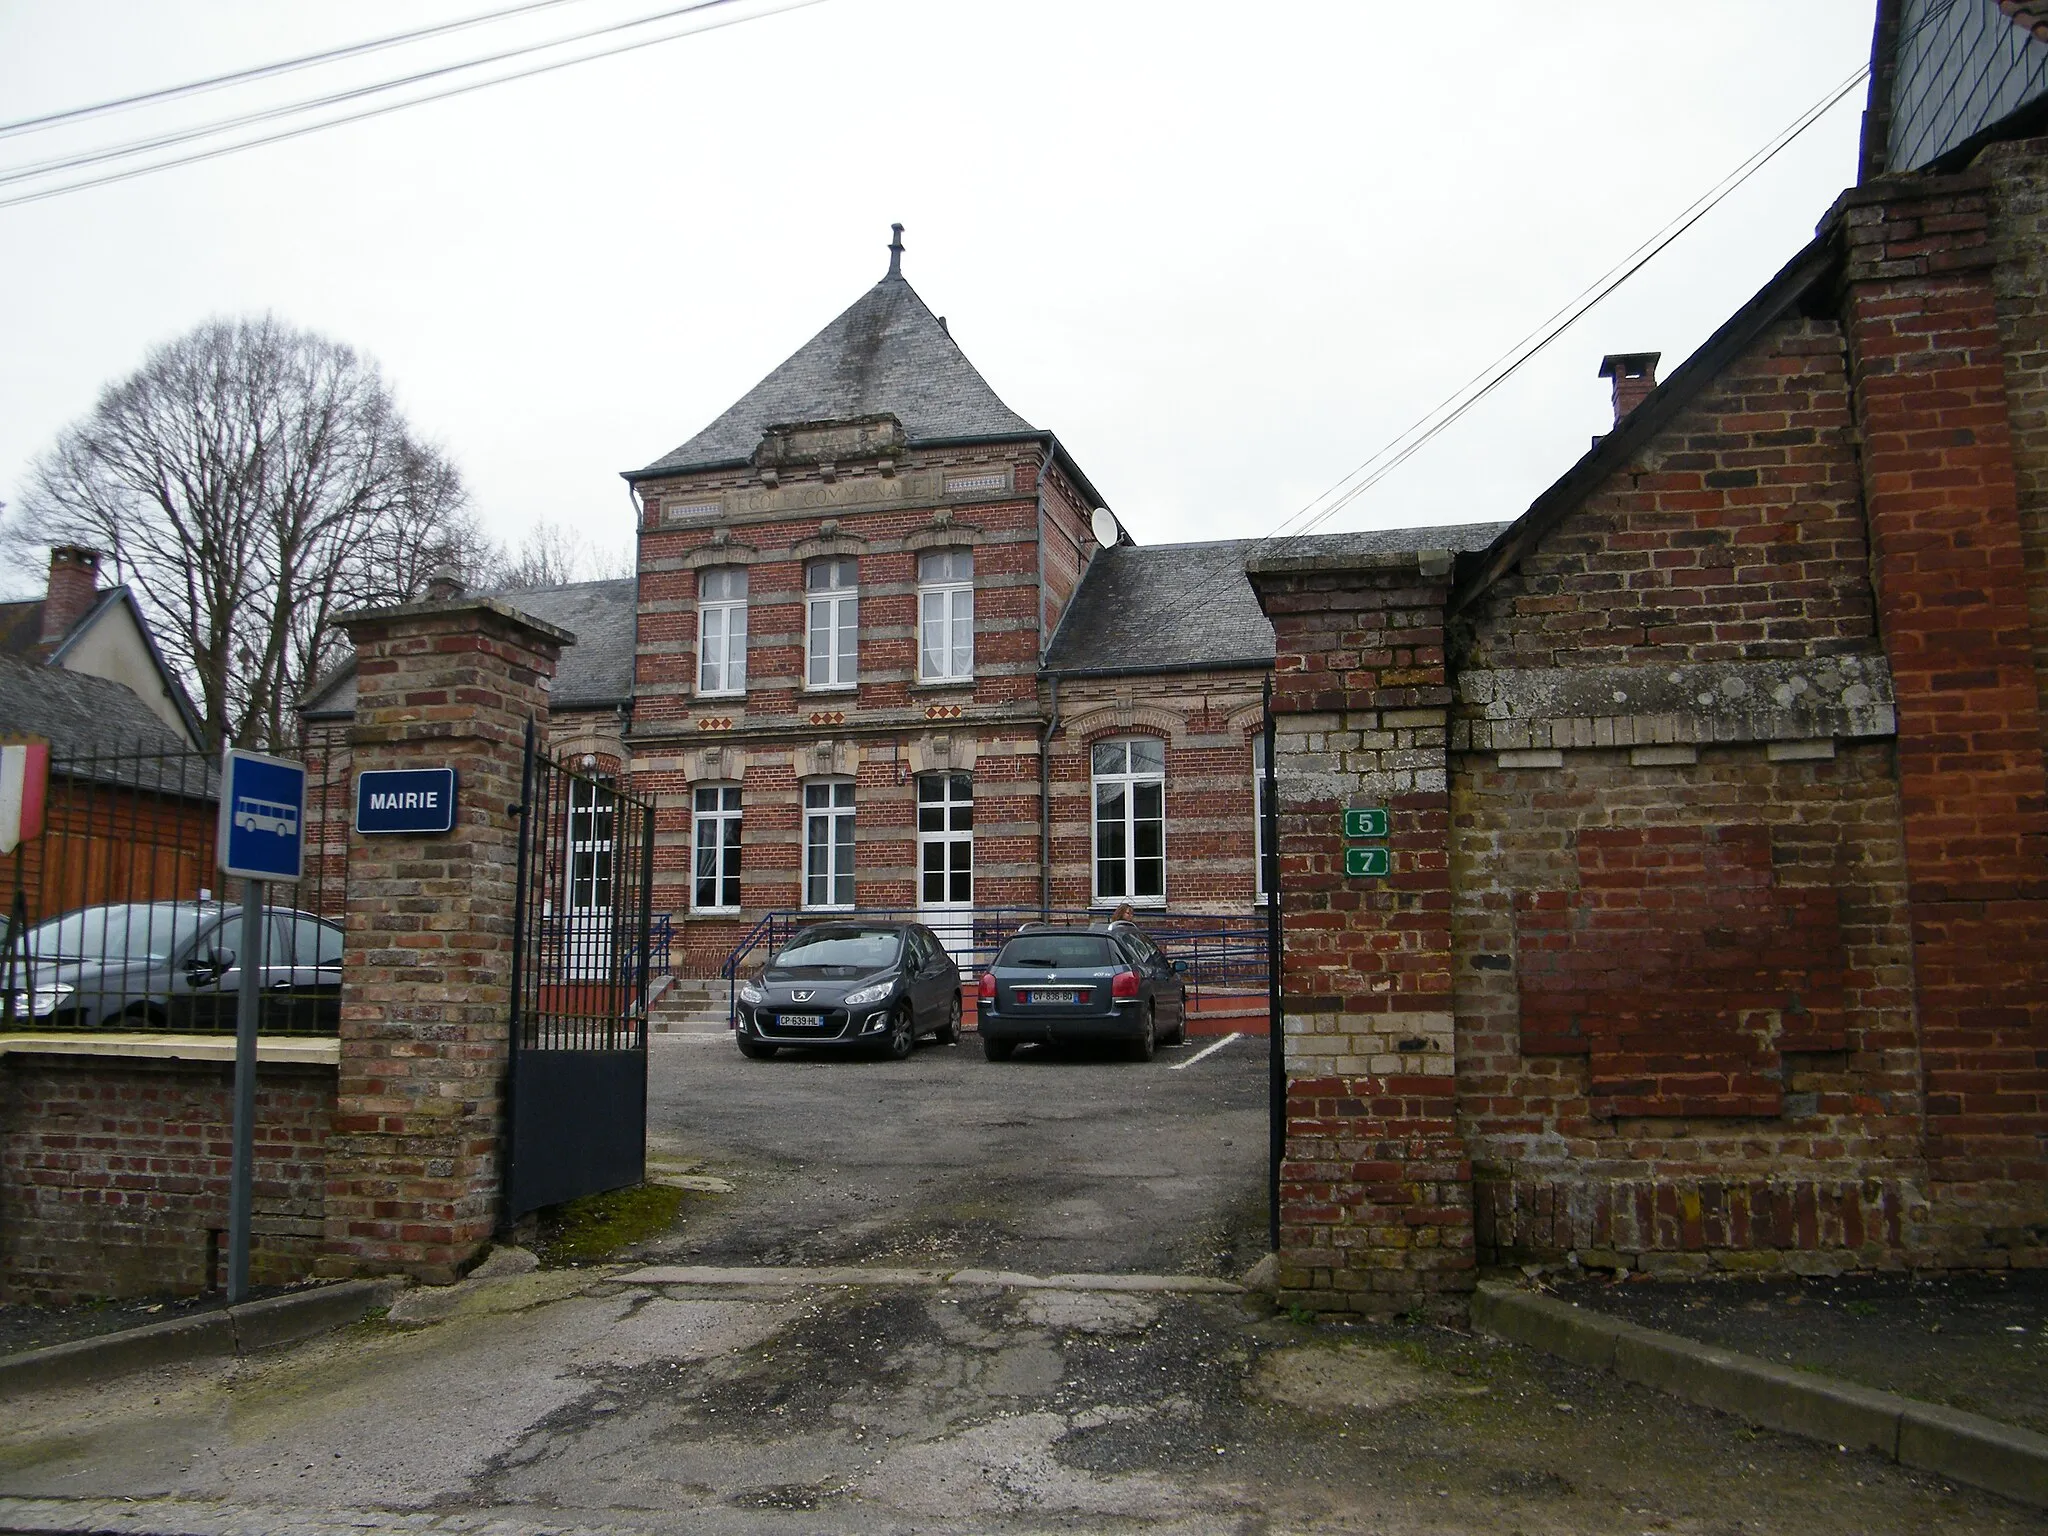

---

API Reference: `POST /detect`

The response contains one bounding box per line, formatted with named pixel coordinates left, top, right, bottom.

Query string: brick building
left=1246, top=0, right=2048, bottom=1311
left=304, top=229, right=1421, bottom=980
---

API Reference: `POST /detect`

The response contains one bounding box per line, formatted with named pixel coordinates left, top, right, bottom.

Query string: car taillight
left=1111, top=968, right=1140, bottom=999
left=977, top=971, right=996, bottom=1002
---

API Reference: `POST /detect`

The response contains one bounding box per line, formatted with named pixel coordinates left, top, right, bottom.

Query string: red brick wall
left=1, top=1054, right=332, bottom=1304
left=1841, top=168, right=2048, bottom=1266
left=1461, top=315, right=1874, bottom=669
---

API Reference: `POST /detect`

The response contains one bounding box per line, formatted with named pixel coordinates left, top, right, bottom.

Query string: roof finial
left=887, top=222, right=904, bottom=279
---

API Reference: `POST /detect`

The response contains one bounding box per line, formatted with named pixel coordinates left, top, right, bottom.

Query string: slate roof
left=632, top=273, right=1038, bottom=476
left=0, top=598, right=43, bottom=657
left=301, top=578, right=637, bottom=719
left=1042, top=524, right=1509, bottom=677
left=0, top=654, right=215, bottom=797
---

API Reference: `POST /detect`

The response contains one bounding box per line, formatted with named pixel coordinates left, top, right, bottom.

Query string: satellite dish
left=1090, top=507, right=1119, bottom=548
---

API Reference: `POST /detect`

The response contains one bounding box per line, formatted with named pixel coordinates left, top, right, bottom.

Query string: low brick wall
left=0, top=1048, right=335, bottom=1305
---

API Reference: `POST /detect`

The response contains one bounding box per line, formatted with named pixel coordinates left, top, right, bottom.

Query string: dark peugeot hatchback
left=976, top=923, right=1189, bottom=1062
left=734, top=921, right=962, bottom=1060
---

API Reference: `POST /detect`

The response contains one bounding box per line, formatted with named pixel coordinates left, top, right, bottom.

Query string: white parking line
left=1169, top=1032, right=1240, bottom=1070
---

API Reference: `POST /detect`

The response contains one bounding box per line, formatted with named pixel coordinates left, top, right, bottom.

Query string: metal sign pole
left=227, top=874, right=264, bottom=1303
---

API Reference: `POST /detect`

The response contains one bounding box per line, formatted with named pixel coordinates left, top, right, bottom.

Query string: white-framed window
left=1252, top=733, right=1271, bottom=904
left=567, top=775, right=616, bottom=912
left=691, top=785, right=741, bottom=911
left=696, top=567, right=747, bottom=695
left=1092, top=736, right=1166, bottom=905
left=803, top=779, right=855, bottom=909
left=917, top=772, right=973, bottom=906
left=917, top=549, right=973, bottom=683
left=805, top=557, right=858, bottom=690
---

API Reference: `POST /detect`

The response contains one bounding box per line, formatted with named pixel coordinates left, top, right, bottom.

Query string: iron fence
left=1, top=741, right=344, bottom=1037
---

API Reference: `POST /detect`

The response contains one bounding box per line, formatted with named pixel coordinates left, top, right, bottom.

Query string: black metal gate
left=505, top=722, right=655, bottom=1218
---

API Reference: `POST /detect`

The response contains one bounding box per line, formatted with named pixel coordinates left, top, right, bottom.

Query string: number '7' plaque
left=1345, top=846, right=1391, bottom=878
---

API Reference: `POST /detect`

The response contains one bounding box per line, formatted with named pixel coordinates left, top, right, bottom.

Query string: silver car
left=2, top=901, right=342, bottom=1033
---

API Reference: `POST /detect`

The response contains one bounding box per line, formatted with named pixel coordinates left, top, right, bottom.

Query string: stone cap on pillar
left=335, top=594, right=579, bottom=653
left=1246, top=546, right=1456, bottom=580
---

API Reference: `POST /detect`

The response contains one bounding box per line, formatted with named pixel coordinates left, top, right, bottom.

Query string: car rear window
left=775, top=928, right=902, bottom=969
left=999, top=934, right=1118, bottom=968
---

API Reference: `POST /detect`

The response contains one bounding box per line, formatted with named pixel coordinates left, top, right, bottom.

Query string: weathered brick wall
left=322, top=596, right=565, bottom=1282
left=1454, top=743, right=1924, bottom=1273
left=1, top=1054, right=332, bottom=1304
left=1248, top=550, right=1474, bottom=1318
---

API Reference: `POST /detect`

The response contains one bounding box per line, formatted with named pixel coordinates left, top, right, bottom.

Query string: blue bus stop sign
left=216, top=748, right=306, bottom=882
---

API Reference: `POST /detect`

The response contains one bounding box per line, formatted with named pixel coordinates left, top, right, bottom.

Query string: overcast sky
left=0, top=0, right=1877, bottom=599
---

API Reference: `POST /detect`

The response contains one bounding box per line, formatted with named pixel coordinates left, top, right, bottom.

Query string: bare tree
left=4, top=317, right=474, bottom=749
left=489, top=519, right=635, bottom=592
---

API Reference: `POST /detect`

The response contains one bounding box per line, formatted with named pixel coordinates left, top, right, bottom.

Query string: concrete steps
left=649, top=977, right=731, bottom=1035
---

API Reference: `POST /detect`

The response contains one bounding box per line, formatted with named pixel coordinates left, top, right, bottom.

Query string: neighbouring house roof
left=1043, top=525, right=1509, bottom=678
left=300, top=577, right=637, bottom=721
left=630, top=271, right=1038, bottom=478
left=0, top=654, right=215, bottom=797
left=0, top=583, right=205, bottom=748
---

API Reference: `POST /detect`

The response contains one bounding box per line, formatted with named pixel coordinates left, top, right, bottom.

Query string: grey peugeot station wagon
left=975, top=921, right=1189, bottom=1062
left=733, top=920, right=962, bottom=1060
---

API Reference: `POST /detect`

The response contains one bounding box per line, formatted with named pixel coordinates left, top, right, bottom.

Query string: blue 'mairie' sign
left=355, top=767, right=458, bottom=835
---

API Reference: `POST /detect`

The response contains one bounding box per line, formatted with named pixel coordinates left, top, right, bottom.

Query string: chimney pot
left=39, top=545, right=102, bottom=649
left=1598, top=351, right=1661, bottom=426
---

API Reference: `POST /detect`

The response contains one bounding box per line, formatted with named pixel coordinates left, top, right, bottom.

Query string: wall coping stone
left=1453, top=656, right=1896, bottom=752
left=334, top=594, right=576, bottom=648
left=0, top=1032, right=339, bottom=1066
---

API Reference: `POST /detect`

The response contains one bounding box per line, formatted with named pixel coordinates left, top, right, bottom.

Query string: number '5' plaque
left=1343, top=808, right=1389, bottom=840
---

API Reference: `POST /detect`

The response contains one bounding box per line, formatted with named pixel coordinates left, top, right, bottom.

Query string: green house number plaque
left=1345, top=846, right=1391, bottom=877
left=1343, top=808, right=1389, bottom=840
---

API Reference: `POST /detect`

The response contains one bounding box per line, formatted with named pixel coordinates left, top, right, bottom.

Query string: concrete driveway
left=640, top=1028, right=1273, bottom=1279
left=0, top=1034, right=2032, bottom=1534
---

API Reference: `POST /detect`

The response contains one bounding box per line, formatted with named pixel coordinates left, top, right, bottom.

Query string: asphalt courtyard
left=640, top=1025, right=1275, bottom=1280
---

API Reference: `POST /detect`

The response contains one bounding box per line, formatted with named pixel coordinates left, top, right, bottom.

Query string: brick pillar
left=320, top=596, right=572, bottom=1283
left=1836, top=171, right=2048, bottom=1267
left=1246, top=549, right=1473, bottom=1317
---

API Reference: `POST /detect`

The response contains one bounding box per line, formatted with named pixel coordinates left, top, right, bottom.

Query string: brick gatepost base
left=318, top=594, right=572, bottom=1283
left=1247, top=548, right=1475, bottom=1318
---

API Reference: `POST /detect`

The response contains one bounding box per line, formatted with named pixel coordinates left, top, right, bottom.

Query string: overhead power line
left=1179, top=61, right=1874, bottom=614
left=0, top=0, right=828, bottom=211
left=0, top=0, right=593, bottom=142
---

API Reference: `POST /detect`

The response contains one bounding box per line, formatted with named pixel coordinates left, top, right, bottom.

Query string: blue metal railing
left=711, top=907, right=1268, bottom=1028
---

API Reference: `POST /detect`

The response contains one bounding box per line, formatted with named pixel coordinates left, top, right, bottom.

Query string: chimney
left=1598, top=352, right=1660, bottom=425
left=39, top=545, right=101, bottom=649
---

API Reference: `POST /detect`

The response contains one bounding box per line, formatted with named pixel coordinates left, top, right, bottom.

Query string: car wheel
left=736, top=1036, right=778, bottom=1060
left=883, top=1005, right=916, bottom=1061
left=1164, top=1000, right=1188, bottom=1047
left=935, top=994, right=961, bottom=1046
left=981, top=1034, right=1015, bottom=1062
left=121, top=1002, right=169, bottom=1031
left=1130, top=1005, right=1157, bottom=1063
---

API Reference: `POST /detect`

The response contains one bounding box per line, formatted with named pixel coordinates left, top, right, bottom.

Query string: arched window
left=1091, top=736, right=1166, bottom=905
left=917, top=549, right=973, bottom=682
